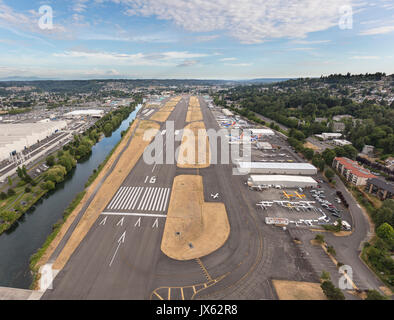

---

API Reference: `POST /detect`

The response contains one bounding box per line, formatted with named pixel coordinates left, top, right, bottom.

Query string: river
left=0, top=105, right=141, bottom=289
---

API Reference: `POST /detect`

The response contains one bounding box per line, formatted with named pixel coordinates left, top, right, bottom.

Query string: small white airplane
left=211, top=193, right=219, bottom=199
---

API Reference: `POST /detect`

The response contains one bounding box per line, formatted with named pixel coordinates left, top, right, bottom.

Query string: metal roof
left=250, top=175, right=317, bottom=183
left=238, top=162, right=317, bottom=170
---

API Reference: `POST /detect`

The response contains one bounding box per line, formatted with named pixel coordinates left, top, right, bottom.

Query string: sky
left=0, top=0, right=393, bottom=80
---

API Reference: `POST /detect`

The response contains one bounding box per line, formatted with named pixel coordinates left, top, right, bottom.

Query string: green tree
left=376, top=223, right=394, bottom=249
left=7, top=188, right=15, bottom=197
left=327, top=245, right=336, bottom=256
left=320, top=270, right=331, bottom=281
left=366, top=290, right=387, bottom=300
left=0, top=192, right=7, bottom=200
left=315, top=234, right=325, bottom=244
left=325, top=168, right=335, bottom=181
left=322, top=148, right=336, bottom=166
left=321, top=280, right=345, bottom=300
left=304, top=148, right=314, bottom=160
left=46, top=155, right=55, bottom=167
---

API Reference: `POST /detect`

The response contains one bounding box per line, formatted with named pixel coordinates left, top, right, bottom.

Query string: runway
left=42, top=96, right=267, bottom=300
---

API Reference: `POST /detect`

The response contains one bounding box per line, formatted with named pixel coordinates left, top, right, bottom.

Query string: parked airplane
left=211, top=193, right=219, bottom=199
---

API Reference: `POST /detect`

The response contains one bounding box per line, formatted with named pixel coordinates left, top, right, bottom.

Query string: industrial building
left=64, top=109, right=104, bottom=119
left=236, top=162, right=317, bottom=175
left=222, top=109, right=234, bottom=117
left=248, top=175, right=318, bottom=188
left=256, top=142, right=273, bottom=150
left=245, top=128, right=275, bottom=136
left=332, top=139, right=352, bottom=147
left=315, top=132, right=342, bottom=140
left=0, top=121, right=67, bottom=161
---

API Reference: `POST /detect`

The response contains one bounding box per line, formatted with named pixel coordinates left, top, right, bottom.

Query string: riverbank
left=0, top=103, right=142, bottom=289
left=0, top=103, right=138, bottom=236
left=29, top=108, right=142, bottom=289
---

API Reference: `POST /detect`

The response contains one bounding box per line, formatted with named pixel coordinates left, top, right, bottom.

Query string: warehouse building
left=0, top=121, right=67, bottom=161
left=222, top=109, right=234, bottom=116
left=248, top=175, right=318, bottom=188
left=245, top=128, right=275, bottom=136
left=256, top=142, right=273, bottom=150
left=236, top=162, right=317, bottom=175
left=64, top=109, right=104, bottom=119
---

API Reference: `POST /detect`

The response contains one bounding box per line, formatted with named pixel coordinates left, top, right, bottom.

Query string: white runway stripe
left=138, top=188, right=151, bottom=210
left=161, top=188, right=170, bottom=212
left=154, top=188, right=165, bottom=211
left=108, top=187, right=127, bottom=209
left=129, top=187, right=143, bottom=210
left=141, top=188, right=154, bottom=211
left=148, top=188, right=159, bottom=211
left=117, top=187, right=134, bottom=210
left=107, top=188, right=123, bottom=209
left=114, top=187, right=131, bottom=210
left=108, top=186, right=171, bottom=212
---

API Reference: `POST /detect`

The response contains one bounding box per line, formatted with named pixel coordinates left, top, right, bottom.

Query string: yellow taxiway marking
left=153, top=291, right=164, bottom=300
left=168, top=288, right=171, bottom=300
left=180, top=287, right=185, bottom=300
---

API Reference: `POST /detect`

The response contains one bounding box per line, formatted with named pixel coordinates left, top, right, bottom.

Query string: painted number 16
left=144, top=176, right=156, bottom=184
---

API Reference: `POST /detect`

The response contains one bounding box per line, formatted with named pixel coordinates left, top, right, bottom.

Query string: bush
left=7, top=188, right=16, bottom=197
left=321, top=280, right=345, bottom=300
left=320, top=270, right=331, bottom=281
left=325, top=168, right=335, bottom=181
left=327, top=245, right=336, bottom=256
left=25, top=186, right=31, bottom=193
left=315, top=234, right=325, bottom=244
left=365, top=290, right=387, bottom=300
left=46, top=155, right=55, bottom=167
left=0, top=192, right=7, bottom=200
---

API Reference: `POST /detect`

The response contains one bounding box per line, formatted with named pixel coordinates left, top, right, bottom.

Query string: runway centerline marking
left=109, top=231, right=126, bottom=267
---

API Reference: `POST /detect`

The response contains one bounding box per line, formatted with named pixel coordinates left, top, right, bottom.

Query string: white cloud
left=220, top=57, right=237, bottom=61
left=359, top=25, right=394, bottom=35
left=114, top=0, right=356, bottom=44
left=290, top=40, right=331, bottom=45
left=224, top=63, right=252, bottom=67
left=177, top=60, right=199, bottom=67
left=351, top=55, right=380, bottom=60
left=53, top=49, right=209, bottom=66
left=195, top=35, right=219, bottom=42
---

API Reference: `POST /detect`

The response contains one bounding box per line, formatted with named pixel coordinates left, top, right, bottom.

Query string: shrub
left=321, top=280, right=345, bottom=300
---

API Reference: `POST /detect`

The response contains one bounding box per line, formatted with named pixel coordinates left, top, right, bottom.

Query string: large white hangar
left=248, top=175, right=318, bottom=188
left=0, top=121, right=67, bottom=161
left=236, top=162, right=318, bottom=175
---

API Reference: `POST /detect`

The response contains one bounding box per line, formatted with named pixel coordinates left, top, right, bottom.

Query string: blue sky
left=0, top=0, right=394, bottom=79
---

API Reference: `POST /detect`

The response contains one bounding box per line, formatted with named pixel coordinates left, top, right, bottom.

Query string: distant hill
left=237, top=78, right=294, bottom=84
left=0, top=76, right=58, bottom=81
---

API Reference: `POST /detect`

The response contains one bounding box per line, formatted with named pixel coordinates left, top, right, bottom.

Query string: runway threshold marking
left=101, top=212, right=167, bottom=218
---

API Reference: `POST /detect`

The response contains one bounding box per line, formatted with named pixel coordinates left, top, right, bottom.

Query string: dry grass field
left=161, top=175, right=230, bottom=261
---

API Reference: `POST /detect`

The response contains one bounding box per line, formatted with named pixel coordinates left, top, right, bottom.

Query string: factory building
left=236, top=162, right=317, bottom=175
left=248, top=175, right=318, bottom=188
left=222, top=109, right=234, bottom=117
left=0, top=121, right=67, bottom=161
left=245, top=128, right=275, bottom=136
left=64, top=109, right=104, bottom=119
